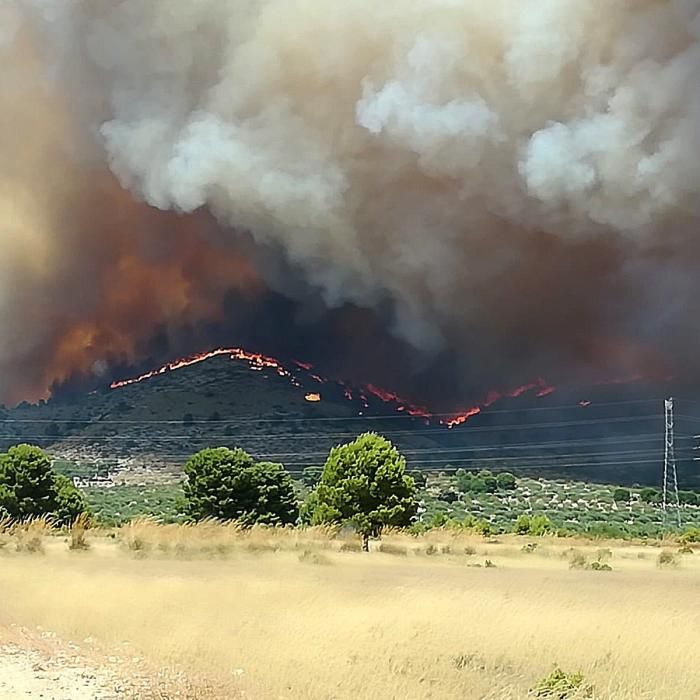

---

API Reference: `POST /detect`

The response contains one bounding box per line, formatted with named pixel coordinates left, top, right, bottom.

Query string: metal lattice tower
left=663, top=397, right=681, bottom=528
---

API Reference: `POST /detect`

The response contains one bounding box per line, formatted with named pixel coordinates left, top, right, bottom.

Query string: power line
left=0, top=397, right=663, bottom=424
left=0, top=414, right=663, bottom=441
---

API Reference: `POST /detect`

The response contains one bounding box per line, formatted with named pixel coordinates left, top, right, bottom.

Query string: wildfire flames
left=109, top=346, right=558, bottom=427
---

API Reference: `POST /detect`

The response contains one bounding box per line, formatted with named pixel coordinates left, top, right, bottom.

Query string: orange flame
left=109, top=346, right=559, bottom=427
left=109, top=347, right=293, bottom=389
left=443, top=377, right=556, bottom=428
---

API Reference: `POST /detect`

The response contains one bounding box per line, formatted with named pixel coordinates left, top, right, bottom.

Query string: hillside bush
left=513, top=513, right=553, bottom=536
left=456, top=469, right=498, bottom=494
left=496, top=472, right=517, bottom=490
left=679, top=490, right=699, bottom=506
left=612, top=488, right=630, bottom=502
left=640, top=487, right=662, bottom=504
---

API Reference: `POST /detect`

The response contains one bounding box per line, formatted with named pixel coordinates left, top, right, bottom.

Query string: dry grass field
left=1, top=522, right=699, bottom=699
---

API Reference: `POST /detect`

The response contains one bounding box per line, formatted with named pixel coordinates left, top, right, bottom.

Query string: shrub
left=588, top=561, right=612, bottom=572
left=53, top=474, right=89, bottom=527
left=678, top=544, right=694, bottom=554
left=596, top=548, right=612, bottom=562
left=13, top=517, right=53, bottom=554
left=408, top=470, right=427, bottom=488
left=678, top=490, right=699, bottom=506
left=514, top=514, right=531, bottom=535
left=68, top=512, right=91, bottom=551
left=680, top=526, right=700, bottom=544
left=613, top=488, right=630, bottom=502
left=474, top=518, right=494, bottom=536
left=640, top=487, right=662, bottom=504
left=514, top=513, right=552, bottom=537
left=529, top=514, right=553, bottom=537
left=568, top=550, right=587, bottom=569
left=496, top=472, right=517, bottom=491
left=301, top=466, right=323, bottom=487
left=456, top=470, right=497, bottom=494
left=530, top=668, right=593, bottom=698
left=437, top=489, right=459, bottom=503
left=657, top=549, right=679, bottom=568
left=377, top=542, right=408, bottom=556
left=428, top=512, right=448, bottom=528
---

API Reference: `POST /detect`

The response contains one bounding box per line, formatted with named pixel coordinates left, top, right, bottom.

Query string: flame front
left=443, top=377, right=556, bottom=428
left=109, top=346, right=561, bottom=427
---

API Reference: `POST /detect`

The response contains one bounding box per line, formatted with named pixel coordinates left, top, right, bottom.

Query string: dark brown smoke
left=1, top=1, right=699, bottom=407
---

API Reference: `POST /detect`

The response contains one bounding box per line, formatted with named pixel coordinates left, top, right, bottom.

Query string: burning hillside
left=0, top=2, right=698, bottom=407
left=108, top=345, right=559, bottom=427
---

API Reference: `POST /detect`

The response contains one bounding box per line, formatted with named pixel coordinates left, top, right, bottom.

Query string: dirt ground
left=0, top=626, right=127, bottom=699
left=0, top=624, right=207, bottom=700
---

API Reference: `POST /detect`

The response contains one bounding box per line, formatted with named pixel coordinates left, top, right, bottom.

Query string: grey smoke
left=1, top=0, right=700, bottom=403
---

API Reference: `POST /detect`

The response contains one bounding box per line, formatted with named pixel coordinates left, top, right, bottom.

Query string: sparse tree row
left=3, top=435, right=700, bottom=546
left=0, top=433, right=419, bottom=548
left=183, top=432, right=418, bottom=550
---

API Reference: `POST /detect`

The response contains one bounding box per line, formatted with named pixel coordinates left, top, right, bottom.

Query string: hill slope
left=0, top=352, right=697, bottom=487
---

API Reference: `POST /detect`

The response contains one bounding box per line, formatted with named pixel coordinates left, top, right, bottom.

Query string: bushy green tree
left=496, top=472, right=517, bottom=491
left=53, top=474, right=89, bottom=526
left=0, top=444, right=87, bottom=525
left=478, top=470, right=498, bottom=493
left=640, top=487, right=661, bottom=504
left=456, top=469, right=500, bottom=494
left=408, top=469, right=427, bottom=488
left=0, top=445, right=57, bottom=518
left=301, top=465, right=323, bottom=487
left=613, top=488, right=631, bottom=502
left=183, top=447, right=298, bottom=525
left=0, top=484, right=18, bottom=518
left=309, top=433, right=417, bottom=550
left=513, top=513, right=552, bottom=536
left=679, top=490, right=699, bottom=506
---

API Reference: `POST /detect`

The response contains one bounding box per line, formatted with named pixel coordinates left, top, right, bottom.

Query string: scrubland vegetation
left=3, top=433, right=700, bottom=698
left=1, top=520, right=699, bottom=699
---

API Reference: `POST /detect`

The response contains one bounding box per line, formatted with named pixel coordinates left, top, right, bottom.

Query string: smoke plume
left=1, top=0, right=699, bottom=406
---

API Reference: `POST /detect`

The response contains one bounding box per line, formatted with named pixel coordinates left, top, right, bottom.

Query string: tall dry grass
left=0, top=523, right=698, bottom=699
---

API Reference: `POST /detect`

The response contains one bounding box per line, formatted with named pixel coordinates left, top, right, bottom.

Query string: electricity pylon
left=663, top=398, right=681, bottom=528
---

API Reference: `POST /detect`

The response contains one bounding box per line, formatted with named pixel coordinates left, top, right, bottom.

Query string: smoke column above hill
left=1, top=0, right=699, bottom=406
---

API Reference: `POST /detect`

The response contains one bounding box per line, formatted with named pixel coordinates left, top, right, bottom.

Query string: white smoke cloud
left=2, top=0, right=700, bottom=401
